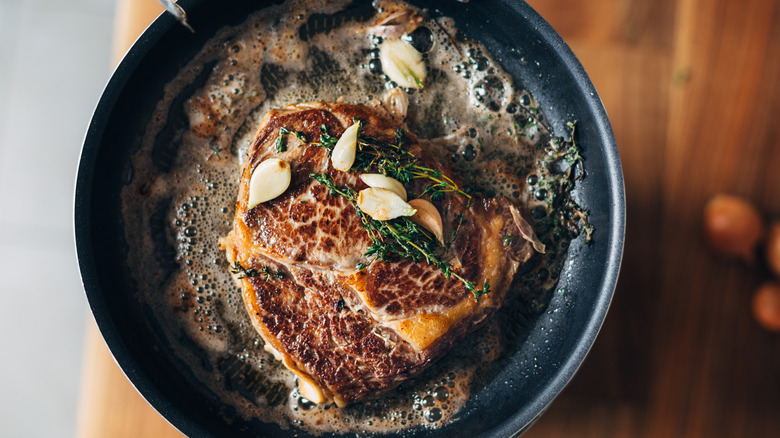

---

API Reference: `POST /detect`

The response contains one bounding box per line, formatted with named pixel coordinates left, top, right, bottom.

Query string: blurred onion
left=703, top=194, right=764, bottom=262
left=752, top=282, right=780, bottom=331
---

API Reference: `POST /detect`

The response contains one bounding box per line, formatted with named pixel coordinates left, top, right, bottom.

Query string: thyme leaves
left=502, top=234, right=518, bottom=246
left=230, top=261, right=285, bottom=281
left=310, top=173, right=489, bottom=300
left=273, top=124, right=339, bottom=155
left=274, top=128, right=286, bottom=153
left=275, top=127, right=306, bottom=153
left=318, top=122, right=471, bottom=202
left=318, top=124, right=338, bottom=150
left=535, top=121, right=594, bottom=245
left=352, top=127, right=471, bottom=201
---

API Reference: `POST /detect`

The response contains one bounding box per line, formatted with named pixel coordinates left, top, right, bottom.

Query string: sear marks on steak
left=222, top=102, right=541, bottom=406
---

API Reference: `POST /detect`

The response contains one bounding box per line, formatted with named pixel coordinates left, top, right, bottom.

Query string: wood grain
left=78, top=0, right=780, bottom=436
left=76, top=322, right=184, bottom=438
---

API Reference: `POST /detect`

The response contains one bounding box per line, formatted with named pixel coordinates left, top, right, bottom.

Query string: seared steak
left=222, top=102, right=541, bottom=406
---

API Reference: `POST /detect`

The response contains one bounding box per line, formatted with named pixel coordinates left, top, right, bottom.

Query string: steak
left=222, top=102, right=542, bottom=406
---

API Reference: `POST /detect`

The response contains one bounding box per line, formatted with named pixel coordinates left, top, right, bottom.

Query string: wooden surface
left=77, top=0, right=780, bottom=436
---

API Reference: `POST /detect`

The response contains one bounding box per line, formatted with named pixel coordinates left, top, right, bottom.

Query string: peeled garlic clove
left=297, top=374, right=326, bottom=404
left=408, top=199, right=444, bottom=243
left=331, top=121, right=360, bottom=171
left=359, top=173, right=407, bottom=201
left=703, top=194, right=764, bottom=262
left=380, top=38, right=426, bottom=89
left=383, top=87, right=409, bottom=122
left=247, top=157, right=291, bottom=209
left=357, top=188, right=416, bottom=221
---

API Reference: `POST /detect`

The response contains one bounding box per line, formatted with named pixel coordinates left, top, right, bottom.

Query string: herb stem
left=409, top=167, right=471, bottom=199
left=310, top=172, right=489, bottom=300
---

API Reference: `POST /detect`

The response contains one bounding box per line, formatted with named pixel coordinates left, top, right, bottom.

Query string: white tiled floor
left=0, top=0, right=115, bottom=436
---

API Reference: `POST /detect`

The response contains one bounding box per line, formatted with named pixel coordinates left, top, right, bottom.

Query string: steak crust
left=222, top=102, right=539, bottom=405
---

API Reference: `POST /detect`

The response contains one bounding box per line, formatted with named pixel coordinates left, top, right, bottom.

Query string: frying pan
left=74, top=0, right=624, bottom=436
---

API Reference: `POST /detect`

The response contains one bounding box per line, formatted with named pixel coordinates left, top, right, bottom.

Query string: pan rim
left=480, top=3, right=624, bottom=436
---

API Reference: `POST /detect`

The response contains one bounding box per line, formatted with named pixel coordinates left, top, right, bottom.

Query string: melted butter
left=120, top=0, right=574, bottom=434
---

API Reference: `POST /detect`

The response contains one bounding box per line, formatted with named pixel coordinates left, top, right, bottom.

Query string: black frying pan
left=74, top=0, right=624, bottom=436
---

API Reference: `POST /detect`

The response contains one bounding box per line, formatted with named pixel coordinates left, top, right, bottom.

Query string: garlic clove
left=331, top=121, right=360, bottom=171
left=359, top=173, right=407, bottom=201
left=357, top=188, right=416, bottom=221
left=380, top=38, right=426, bottom=89
left=297, top=374, right=327, bottom=404
left=383, top=87, right=409, bottom=122
left=247, top=157, right=291, bottom=209
left=407, top=199, right=444, bottom=243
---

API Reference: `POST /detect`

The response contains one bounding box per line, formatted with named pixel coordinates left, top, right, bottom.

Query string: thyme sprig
left=536, top=121, right=594, bottom=244
left=553, top=121, right=584, bottom=177
left=318, top=124, right=338, bottom=150
left=275, top=127, right=306, bottom=153
left=352, top=128, right=472, bottom=202
left=310, top=173, right=490, bottom=300
left=447, top=213, right=466, bottom=250
left=312, top=123, right=471, bottom=202
left=230, top=261, right=285, bottom=281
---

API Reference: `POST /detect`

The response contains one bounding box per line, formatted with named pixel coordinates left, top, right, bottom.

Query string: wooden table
left=76, top=0, right=780, bottom=436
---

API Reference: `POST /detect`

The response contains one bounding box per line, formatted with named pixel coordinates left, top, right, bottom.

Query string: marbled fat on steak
left=222, top=102, right=541, bottom=406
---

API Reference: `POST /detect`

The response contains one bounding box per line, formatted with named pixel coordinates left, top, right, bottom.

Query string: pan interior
left=75, top=0, right=623, bottom=436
